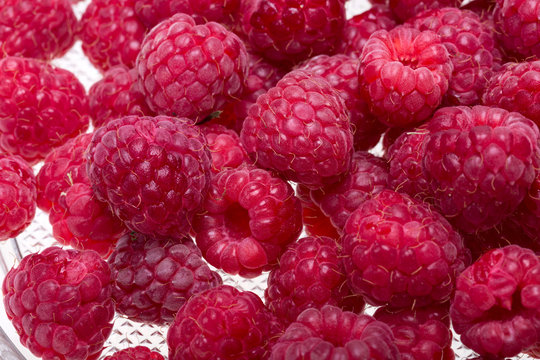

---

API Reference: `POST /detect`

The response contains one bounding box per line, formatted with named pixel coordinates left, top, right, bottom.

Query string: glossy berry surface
left=200, top=124, right=249, bottom=174
left=104, top=346, right=164, bottom=360
left=389, top=0, right=463, bottom=21
left=296, top=184, right=339, bottom=240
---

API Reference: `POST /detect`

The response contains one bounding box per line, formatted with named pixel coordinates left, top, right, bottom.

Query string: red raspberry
left=423, top=106, right=540, bottom=233
left=193, top=166, right=302, bottom=278
left=410, top=7, right=502, bottom=106
left=167, top=285, right=282, bottom=360
left=358, top=26, right=453, bottom=128
left=0, top=0, right=77, bottom=60
left=2, top=247, right=115, bottom=360
left=88, top=65, right=153, bottom=129
left=296, top=184, right=339, bottom=240
left=0, top=155, right=36, bottom=241
left=270, top=305, right=400, bottom=360
left=451, top=245, right=540, bottom=357
left=0, top=57, right=90, bottom=165
left=108, top=233, right=222, bottom=325
left=339, top=4, right=398, bottom=58
left=78, top=0, right=148, bottom=73
left=298, top=54, right=387, bottom=151
left=104, top=347, right=164, bottom=360
left=342, top=190, right=470, bottom=309
left=239, top=0, right=346, bottom=65
left=310, top=151, right=389, bottom=233
left=265, top=236, right=365, bottom=326
left=515, top=171, right=540, bottom=239
left=200, top=123, right=249, bottom=173
left=388, top=0, right=463, bottom=21
left=136, top=13, right=248, bottom=123
left=461, top=0, right=497, bottom=21
left=241, top=69, right=353, bottom=189
left=87, top=115, right=211, bottom=239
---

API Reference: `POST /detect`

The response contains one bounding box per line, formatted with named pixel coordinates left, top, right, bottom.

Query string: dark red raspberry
left=374, top=305, right=454, bottom=360
left=0, top=0, right=77, bottom=60
left=2, top=247, right=115, bottom=360
left=0, top=155, right=36, bottom=241
left=104, top=346, right=164, bottom=360
left=0, top=57, right=90, bottom=165
left=358, top=26, right=453, bottom=127
left=241, top=69, right=353, bottom=189
left=342, top=190, right=470, bottom=309
left=167, top=285, right=282, bottom=360
left=87, top=115, right=211, bottom=239
left=451, top=245, right=540, bottom=358
left=193, top=166, right=302, bottom=278
left=389, top=0, right=463, bottom=21
left=514, top=171, right=540, bottom=240
left=298, top=54, right=386, bottom=151
left=270, top=305, right=400, bottom=360
left=339, top=4, right=398, bottom=58
left=296, top=184, right=339, bottom=240
left=200, top=123, right=249, bottom=173
left=265, top=236, right=365, bottom=326
left=89, top=65, right=153, bottom=129
left=410, top=7, right=502, bottom=106
left=423, top=106, right=540, bottom=233
left=136, top=13, right=248, bottom=123
left=78, top=0, right=148, bottom=73
left=310, top=151, right=389, bottom=233
left=108, top=233, right=222, bottom=325
left=239, top=0, right=346, bottom=65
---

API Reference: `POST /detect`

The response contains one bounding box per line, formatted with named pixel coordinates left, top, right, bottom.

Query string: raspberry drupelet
left=104, top=346, right=164, bottom=360
left=200, top=124, right=249, bottom=174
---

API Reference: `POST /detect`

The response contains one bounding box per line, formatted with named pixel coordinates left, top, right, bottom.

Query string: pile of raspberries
left=2, top=0, right=540, bottom=359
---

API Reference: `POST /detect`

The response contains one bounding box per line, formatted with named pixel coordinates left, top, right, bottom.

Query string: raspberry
left=2, top=247, right=115, bottom=360
left=338, top=4, right=398, bottom=58
left=104, top=347, right=164, bottom=360
left=239, top=0, right=346, bottom=65
left=241, top=69, right=353, bottom=189
left=87, top=115, right=211, bottom=239
left=270, top=305, right=400, bottom=360
left=0, top=155, right=36, bottom=241
left=88, top=65, right=153, bottom=129
left=342, top=190, right=470, bottom=309
left=78, top=0, right=147, bottom=73
left=451, top=245, right=540, bottom=357
left=410, top=7, right=502, bottom=106
left=108, top=233, right=222, bottom=325
left=310, top=151, right=389, bottom=233
left=193, top=166, right=302, bottom=278
left=298, top=54, right=386, bottom=151
left=200, top=123, right=249, bottom=173
left=136, top=13, right=248, bottom=123
left=388, top=0, right=463, bottom=22
left=358, top=26, right=453, bottom=127
left=513, top=171, right=540, bottom=241
left=423, top=106, right=540, bottom=233
left=0, top=57, right=90, bottom=165
left=461, top=0, right=497, bottom=21
left=0, top=0, right=77, bottom=60
left=296, top=184, right=339, bottom=240
left=265, top=236, right=365, bottom=326
left=167, top=285, right=282, bottom=360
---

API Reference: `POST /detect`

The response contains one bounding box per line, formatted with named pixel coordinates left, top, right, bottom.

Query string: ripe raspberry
left=310, top=151, right=389, bottom=233
left=451, top=245, right=540, bottom=358
left=193, top=166, right=302, bottom=278
left=265, top=236, right=365, bottom=326
left=0, top=155, right=36, bottom=241
left=0, top=0, right=77, bottom=60
left=514, top=171, right=540, bottom=240
left=388, top=0, right=463, bottom=22
left=0, top=57, right=90, bottom=165
left=2, top=247, right=115, bottom=360
left=423, top=106, right=540, bottom=233
left=342, top=190, right=470, bottom=309
left=239, top=0, right=346, bottom=65
left=241, top=69, right=353, bottom=189
left=374, top=305, right=454, bottom=360
left=89, top=65, right=153, bottom=129
left=410, top=7, right=502, bottom=106
left=87, top=115, right=211, bottom=239
left=298, top=54, right=386, bottom=151
left=358, top=26, right=453, bottom=127
left=78, top=0, right=148, bottom=73
left=296, top=184, right=339, bottom=240
left=339, top=4, right=398, bottom=58
left=108, top=233, right=222, bottom=325
left=104, top=347, right=164, bottom=360
left=270, top=305, right=400, bottom=360
left=200, top=124, right=249, bottom=173
left=167, top=285, right=282, bottom=360
left=136, top=13, right=248, bottom=123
